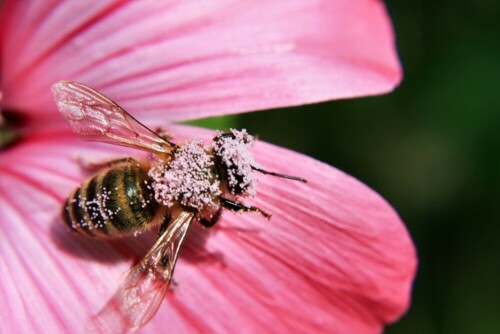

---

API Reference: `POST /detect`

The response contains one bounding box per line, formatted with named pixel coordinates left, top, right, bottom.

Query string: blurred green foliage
left=189, top=1, right=499, bottom=333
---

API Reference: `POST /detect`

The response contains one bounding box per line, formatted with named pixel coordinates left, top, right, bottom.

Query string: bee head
left=213, top=129, right=257, bottom=196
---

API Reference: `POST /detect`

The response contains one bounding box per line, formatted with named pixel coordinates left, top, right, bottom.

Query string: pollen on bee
left=213, top=129, right=258, bottom=196
left=148, top=140, right=221, bottom=210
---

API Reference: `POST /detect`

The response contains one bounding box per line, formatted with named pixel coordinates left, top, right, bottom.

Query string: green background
left=189, top=1, right=499, bottom=333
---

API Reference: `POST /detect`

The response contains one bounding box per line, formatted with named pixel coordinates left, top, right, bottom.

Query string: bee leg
left=152, top=126, right=178, bottom=148
left=199, top=208, right=222, bottom=228
left=78, top=157, right=139, bottom=172
left=220, top=198, right=271, bottom=219
left=154, top=126, right=174, bottom=141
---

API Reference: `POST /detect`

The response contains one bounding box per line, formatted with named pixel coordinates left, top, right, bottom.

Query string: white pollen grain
left=149, top=140, right=221, bottom=210
left=213, top=129, right=258, bottom=196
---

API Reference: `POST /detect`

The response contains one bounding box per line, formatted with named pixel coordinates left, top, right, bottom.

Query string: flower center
left=0, top=109, right=21, bottom=150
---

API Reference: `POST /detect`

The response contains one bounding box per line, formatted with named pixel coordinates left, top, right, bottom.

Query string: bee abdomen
left=62, top=163, right=159, bottom=238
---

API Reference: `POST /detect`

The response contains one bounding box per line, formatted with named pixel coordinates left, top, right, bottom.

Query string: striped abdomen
left=62, top=163, right=159, bottom=238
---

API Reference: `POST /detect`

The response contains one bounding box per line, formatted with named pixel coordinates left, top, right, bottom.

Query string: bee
left=51, top=81, right=306, bottom=331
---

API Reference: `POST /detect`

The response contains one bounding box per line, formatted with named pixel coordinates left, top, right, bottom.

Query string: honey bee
left=51, top=81, right=306, bottom=331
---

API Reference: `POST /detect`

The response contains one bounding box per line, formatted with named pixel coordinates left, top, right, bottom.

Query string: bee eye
left=227, top=170, right=247, bottom=195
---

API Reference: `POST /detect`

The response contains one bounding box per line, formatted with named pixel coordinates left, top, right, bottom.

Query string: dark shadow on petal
left=181, top=222, right=227, bottom=268
left=50, top=213, right=229, bottom=268
left=49, top=216, right=152, bottom=264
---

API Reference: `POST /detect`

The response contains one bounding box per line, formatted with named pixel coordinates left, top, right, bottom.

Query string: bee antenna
left=251, top=166, right=307, bottom=183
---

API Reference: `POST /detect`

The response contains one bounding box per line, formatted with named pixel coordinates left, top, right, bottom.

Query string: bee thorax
left=149, top=140, right=221, bottom=210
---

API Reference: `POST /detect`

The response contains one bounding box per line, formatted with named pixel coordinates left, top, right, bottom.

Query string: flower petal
left=0, top=124, right=415, bottom=333
left=2, top=0, right=401, bottom=120
left=0, top=126, right=139, bottom=333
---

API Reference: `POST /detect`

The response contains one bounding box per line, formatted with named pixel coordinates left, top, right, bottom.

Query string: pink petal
left=0, top=127, right=137, bottom=333
left=0, top=124, right=415, bottom=333
left=2, top=0, right=401, bottom=121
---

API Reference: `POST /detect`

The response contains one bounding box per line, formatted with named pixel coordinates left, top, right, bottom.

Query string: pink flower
left=0, top=1, right=416, bottom=334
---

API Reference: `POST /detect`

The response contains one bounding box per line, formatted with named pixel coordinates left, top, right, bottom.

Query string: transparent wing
left=51, top=81, right=174, bottom=155
left=92, top=211, right=195, bottom=332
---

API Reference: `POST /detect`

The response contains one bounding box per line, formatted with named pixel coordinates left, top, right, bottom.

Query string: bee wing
left=51, top=81, right=174, bottom=155
left=92, top=211, right=195, bottom=332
